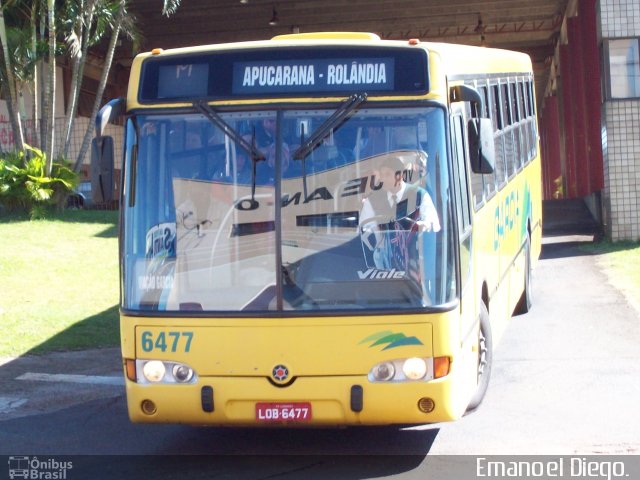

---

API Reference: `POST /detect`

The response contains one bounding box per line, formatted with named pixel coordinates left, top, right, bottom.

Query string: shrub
left=0, top=145, right=79, bottom=218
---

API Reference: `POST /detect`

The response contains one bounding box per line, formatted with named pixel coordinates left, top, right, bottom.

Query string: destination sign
left=158, top=63, right=209, bottom=99
left=232, top=58, right=394, bottom=94
left=139, top=46, right=428, bottom=102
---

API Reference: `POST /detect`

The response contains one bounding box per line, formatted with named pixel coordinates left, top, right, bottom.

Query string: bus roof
left=268, top=33, right=533, bottom=76
left=140, top=32, right=533, bottom=76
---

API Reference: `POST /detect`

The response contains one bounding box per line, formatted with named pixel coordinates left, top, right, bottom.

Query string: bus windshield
left=123, top=105, right=455, bottom=313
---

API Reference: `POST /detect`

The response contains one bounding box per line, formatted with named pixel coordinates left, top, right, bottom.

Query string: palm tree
left=29, top=0, right=38, bottom=148
left=74, top=0, right=126, bottom=172
left=43, top=0, right=55, bottom=173
left=0, top=0, right=26, bottom=152
left=74, top=0, right=181, bottom=171
left=161, top=0, right=181, bottom=16
left=5, top=24, right=47, bottom=145
left=62, top=0, right=96, bottom=159
left=64, top=0, right=140, bottom=162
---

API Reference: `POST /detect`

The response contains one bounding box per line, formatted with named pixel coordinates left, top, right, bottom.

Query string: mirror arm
left=449, top=85, right=484, bottom=117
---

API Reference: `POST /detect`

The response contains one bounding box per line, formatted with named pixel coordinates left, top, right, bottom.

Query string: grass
left=0, top=210, right=120, bottom=357
left=581, top=240, right=640, bottom=311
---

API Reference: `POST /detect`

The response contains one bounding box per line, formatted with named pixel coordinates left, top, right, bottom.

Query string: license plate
left=255, top=402, right=312, bottom=422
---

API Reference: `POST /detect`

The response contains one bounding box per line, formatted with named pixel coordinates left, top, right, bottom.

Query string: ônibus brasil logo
left=8, top=456, right=73, bottom=479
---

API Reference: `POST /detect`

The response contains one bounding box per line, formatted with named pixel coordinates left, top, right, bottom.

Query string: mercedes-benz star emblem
left=272, top=364, right=289, bottom=382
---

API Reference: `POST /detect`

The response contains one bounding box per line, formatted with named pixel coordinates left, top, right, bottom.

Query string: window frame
left=603, top=37, right=640, bottom=100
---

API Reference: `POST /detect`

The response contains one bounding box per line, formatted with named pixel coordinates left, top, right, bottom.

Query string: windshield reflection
left=123, top=106, right=455, bottom=313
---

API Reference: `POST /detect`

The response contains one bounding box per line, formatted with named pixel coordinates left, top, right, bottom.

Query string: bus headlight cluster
left=136, top=359, right=197, bottom=384
left=368, top=357, right=449, bottom=382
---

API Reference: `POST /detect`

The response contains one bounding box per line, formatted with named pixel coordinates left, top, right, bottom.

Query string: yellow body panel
left=125, top=375, right=463, bottom=425
left=472, top=158, right=542, bottom=343
left=121, top=311, right=478, bottom=425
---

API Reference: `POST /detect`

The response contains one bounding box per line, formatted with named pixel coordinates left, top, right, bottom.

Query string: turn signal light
left=125, top=359, right=136, bottom=382
left=434, top=357, right=451, bottom=379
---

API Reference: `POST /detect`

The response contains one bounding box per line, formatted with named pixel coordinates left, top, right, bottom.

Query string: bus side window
left=451, top=113, right=472, bottom=288
left=501, top=82, right=517, bottom=178
left=451, top=115, right=472, bottom=230
left=517, top=80, right=531, bottom=164
left=492, top=85, right=503, bottom=131
left=478, top=85, right=490, bottom=118
left=479, top=84, right=496, bottom=198
left=492, top=84, right=508, bottom=190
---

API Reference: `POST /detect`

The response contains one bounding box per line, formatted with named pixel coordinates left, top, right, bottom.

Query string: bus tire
left=465, top=302, right=492, bottom=414
left=514, top=234, right=532, bottom=315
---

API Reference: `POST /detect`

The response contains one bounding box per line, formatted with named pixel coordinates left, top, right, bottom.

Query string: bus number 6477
left=140, top=331, right=193, bottom=353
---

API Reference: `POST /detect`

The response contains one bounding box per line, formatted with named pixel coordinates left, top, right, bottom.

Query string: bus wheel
left=514, top=234, right=532, bottom=315
left=465, top=302, right=492, bottom=414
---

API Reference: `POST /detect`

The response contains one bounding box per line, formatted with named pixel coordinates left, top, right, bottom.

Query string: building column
left=540, top=95, right=563, bottom=199
left=559, top=42, right=577, bottom=198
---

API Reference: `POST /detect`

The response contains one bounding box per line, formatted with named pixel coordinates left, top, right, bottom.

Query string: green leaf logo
left=360, top=331, right=424, bottom=351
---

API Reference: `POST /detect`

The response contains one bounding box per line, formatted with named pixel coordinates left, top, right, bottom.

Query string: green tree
left=0, top=0, right=26, bottom=152
left=62, top=0, right=133, bottom=160
left=161, top=0, right=181, bottom=16
left=75, top=0, right=181, bottom=171
left=1, top=0, right=181, bottom=173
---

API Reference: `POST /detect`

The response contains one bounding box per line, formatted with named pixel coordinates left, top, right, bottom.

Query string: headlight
left=142, top=360, right=166, bottom=383
left=172, top=364, right=194, bottom=383
left=371, top=362, right=395, bottom=381
left=137, top=360, right=197, bottom=384
left=402, top=357, right=428, bottom=380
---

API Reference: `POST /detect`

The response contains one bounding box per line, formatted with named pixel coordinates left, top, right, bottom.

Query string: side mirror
left=91, top=136, right=114, bottom=203
left=468, top=118, right=495, bottom=174
left=450, top=84, right=495, bottom=174
left=95, top=98, right=125, bottom=140
left=92, top=97, right=123, bottom=204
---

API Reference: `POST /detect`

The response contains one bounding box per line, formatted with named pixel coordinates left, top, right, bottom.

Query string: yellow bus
left=95, top=32, right=541, bottom=425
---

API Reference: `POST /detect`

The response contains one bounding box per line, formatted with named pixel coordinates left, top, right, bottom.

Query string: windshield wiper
left=293, top=92, right=367, bottom=161
left=194, top=101, right=265, bottom=163
left=293, top=93, right=366, bottom=199
left=194, top=100, right=266, bottom=200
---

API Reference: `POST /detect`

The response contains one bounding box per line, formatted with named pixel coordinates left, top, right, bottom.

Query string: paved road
left=1, top=233, right=639, bottom=479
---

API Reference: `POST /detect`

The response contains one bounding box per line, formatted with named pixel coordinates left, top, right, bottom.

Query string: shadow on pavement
left=77, top=454, right=429, bottom=480
left=540, top=198, right=603, bottom=260
left=25, top=305, right=120, bottom=355
left=71, top=453, right=430, bottom=480
left=1, top=391, right=437, bottom=478
left=541, top=235, right=597, bottom=260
